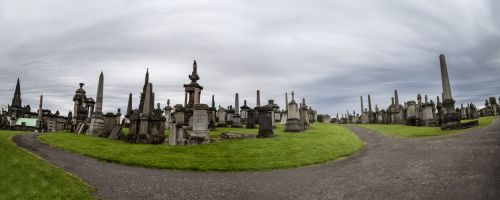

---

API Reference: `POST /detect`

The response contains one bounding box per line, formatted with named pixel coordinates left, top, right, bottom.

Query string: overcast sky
left=0, top=0, right=499, bottom=116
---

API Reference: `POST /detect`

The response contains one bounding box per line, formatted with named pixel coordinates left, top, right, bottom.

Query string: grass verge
left=39, top=123, right=362, bottom=171
left=354, top=116, right=495, bottom=138
left=0, top=131, right=94, bottom=199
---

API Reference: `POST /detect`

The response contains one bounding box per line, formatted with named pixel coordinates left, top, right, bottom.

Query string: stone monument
left=257, top=103, right=274, bottom=138
left=86, top=72, right=105, bottom=136
left=36, top=94, right=44, bottom=132
left=240, top=100, right=250, bottom=126
left=232, top=93, right=243, bottom=128
left=217, top=106, right=227, bottom=127
left=285, top=91, right=302, bottom=132
left=438, top=54, right=461, bottom=129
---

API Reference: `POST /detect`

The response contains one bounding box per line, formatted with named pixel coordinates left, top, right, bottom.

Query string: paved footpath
left=13, top=118, right=500, bottom=200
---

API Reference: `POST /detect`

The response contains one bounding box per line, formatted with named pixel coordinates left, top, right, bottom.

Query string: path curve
left=13, top=119, right=500, bottom=200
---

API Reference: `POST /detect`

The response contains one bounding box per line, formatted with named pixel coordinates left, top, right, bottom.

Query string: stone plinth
left=285, top=99, right=302, bottom=132
left=232, top=114, right=243, bottom=128
left=86, top=112, right=104, bottom=136
left=422, top=104, right=436, bottom=127
left=441, top=99, right=460, bottom=127
left=190, top=104, right=210, bottom=143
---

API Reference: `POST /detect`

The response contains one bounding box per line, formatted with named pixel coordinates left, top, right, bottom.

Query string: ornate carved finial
left=291, top=91, right=295, bottom=100
left=189, top=60, right=200, bottom=82
left=167, top=99, right=170, bottom=106
left=193, top=60, right=197, bottom=72
left=79, top=83, right=84, bottom=88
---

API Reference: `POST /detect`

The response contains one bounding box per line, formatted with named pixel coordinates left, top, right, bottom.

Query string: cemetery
left=1, top=1, right=499, bottom=199
left=0, top=60, right=360, bottom=171
left=1, top=53, right=499, bottom=199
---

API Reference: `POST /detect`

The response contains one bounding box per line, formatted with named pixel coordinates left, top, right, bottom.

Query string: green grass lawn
left=0, top=131, right=94, bottom=199
left=354, top=116, right=495, bottom=138
left=39, top=123, right=362, bottom=171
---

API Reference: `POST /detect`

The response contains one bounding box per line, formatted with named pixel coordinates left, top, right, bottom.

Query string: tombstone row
left=333, top=54, right=496, bottom=130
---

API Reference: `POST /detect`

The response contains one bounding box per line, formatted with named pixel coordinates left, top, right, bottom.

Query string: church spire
left=11, top=78, right=22, bottom=107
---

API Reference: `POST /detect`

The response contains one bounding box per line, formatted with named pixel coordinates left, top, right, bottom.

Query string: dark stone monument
left=256, top=104, right=274, bottom=138
left=246, top=108, right=256, bottom=129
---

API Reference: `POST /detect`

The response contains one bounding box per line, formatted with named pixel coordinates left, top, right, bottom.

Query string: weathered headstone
left=257, top=104, right=273, bottom=138
left=285, top=91, right=302, bottom=132
left=190, top=104, right=210, bottom=144
left=217, top=106, right=226, bottom=127
left=246, top=108, right=256, bottom=129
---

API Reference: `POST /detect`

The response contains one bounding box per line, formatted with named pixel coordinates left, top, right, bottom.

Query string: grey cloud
left=0, top=0, right=499, bottom=116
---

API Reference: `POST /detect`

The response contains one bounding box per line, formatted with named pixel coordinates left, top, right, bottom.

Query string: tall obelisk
left=36, top=94, right=43, bottom=132
left=232, top=93, right=242, bottom=128
left=87, top=72, right=105, bottom=136
left=439, top=54, right=460, bottom=127
left=360, top=96, right=364, bottom=115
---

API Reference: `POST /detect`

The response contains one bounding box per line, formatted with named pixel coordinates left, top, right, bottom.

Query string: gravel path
left=13, top=118, right=500, bottom=200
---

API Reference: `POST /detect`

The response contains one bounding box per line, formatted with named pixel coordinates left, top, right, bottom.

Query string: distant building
left=0, top=78, right=69, bottom=131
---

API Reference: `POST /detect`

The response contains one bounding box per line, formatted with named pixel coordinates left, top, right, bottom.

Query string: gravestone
left=406, top=100, right=417, bottom=126
left=190, top=104, right=210, bottom=144
left=246, top=108, right=256, bottom=129
left=285, top=91, right=302, bottom=132
left=257, top=104, right=274, bottom=138
left=240, top=100, right=250, bottom=126
left=108, top=126, right=123, bottom=140
left=217, top=106, right=227, bottom=127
